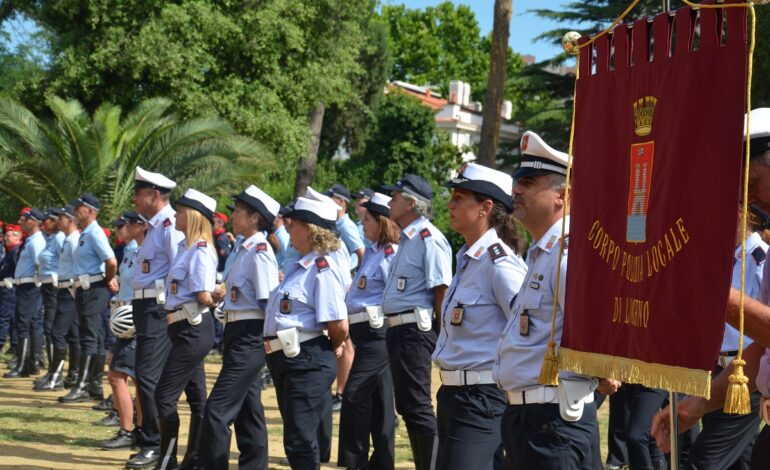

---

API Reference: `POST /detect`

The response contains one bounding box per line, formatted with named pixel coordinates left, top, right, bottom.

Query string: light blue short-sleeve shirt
left=132, top=204, right=186, bottom=290
left=346, top=242, right=398, bottom=313
left=164, top=239, right=217, bottom=311
left=39, top=231, right=65, bottom=276
left=15, top=231, right=46, bottom=278
left=74, top=221, right=115, bottom=276
left=117, top=240, right=139, bottom=302
left=57, top=231, right=81, bottom=281
left=224, top=232, right=279, bottom=312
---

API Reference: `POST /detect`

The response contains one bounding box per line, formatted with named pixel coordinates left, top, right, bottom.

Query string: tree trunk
left=477, top=0, right=512, bottom=167
left=294, top=103, right=326, bottom=198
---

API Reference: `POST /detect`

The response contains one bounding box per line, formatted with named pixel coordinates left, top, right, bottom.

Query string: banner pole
left=669, top=392, right=679, bottom=469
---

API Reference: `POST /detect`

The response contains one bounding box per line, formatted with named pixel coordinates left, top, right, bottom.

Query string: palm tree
left=0, top=96, right=269, bottom=221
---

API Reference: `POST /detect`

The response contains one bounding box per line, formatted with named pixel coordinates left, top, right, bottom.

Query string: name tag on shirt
left=520, top=310, right=530, bottom=337
left=397, top=277, right=406, bottom=291
left=357, top=276, right=367, bottom=289
left=280, top=293, right=291, bottom=314
left=170, top=280, right=178, bottom=295
left=142, top=260, right=150, bottom=274
left=230, top=287, right=238, bottom=302
left=450, top=304, right=464, bottom=326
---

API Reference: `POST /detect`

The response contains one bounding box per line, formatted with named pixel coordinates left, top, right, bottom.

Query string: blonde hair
left=306, top=223, right=341, bottom=254
left=180, top=206, right=215, bottom=249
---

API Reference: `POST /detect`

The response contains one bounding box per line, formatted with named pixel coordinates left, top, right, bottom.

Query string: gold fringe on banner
left=558, top=348, right=711, bottom=399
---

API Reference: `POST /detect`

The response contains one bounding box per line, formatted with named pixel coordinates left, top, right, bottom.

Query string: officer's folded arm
left=326, top=319, right=349, bottom=352
left=726, top=287, right=770, bottom=346
left=650, top=341, right=764, bottom=453
left=196, top=290, right=214, bottom=307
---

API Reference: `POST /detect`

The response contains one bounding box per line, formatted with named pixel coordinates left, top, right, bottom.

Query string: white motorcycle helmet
left=110, top=305, right=136, bottom=339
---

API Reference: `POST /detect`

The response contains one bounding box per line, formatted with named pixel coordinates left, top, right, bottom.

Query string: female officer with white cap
left=338, top=192, right=400, bottom=470
left=264, top=195, right=348, bottom=469
left=433, top=163, right=527, bottom=469
left=199, top=185, right=281, bottom=470
left=155, top=188, right=218, bottom=469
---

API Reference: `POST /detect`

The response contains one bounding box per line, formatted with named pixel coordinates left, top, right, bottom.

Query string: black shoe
left=332, top=392, right=343, bottom=412
left=93, top=395, right=114, bottom=411
left=93, top=410, right=121, bottom=427
left=59, top=354, right=93, bottom=403
left=102, top=428, right=134, bottom=449
left=33, top=348, right=66, bottom=391
left=125, top=448, right=160, bottom=469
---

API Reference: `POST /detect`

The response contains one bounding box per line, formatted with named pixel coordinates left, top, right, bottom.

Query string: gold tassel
left=538, top=341, right=559, bottom=386
left=724, top=359, right=751, bottom=414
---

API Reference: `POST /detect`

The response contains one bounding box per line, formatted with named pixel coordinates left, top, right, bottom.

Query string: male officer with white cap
left=381, top=173, right=452, bottom=470
left=199, top=185, right=281, bottom=470
left=494, top=131, right=600, bottom=469
left=127, top=166, right=185, bottom=469
left=652, top=108, right=770, bottom=468
left=59, top=194, right=118, bottom=403
left=4, top=208, right=47, bottom=378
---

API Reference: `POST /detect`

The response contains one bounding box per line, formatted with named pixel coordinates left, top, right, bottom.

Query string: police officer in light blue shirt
left=495, top=131, right=599, bottom=469
left=32, top=209, right=67, bottom=390
left=4, top=208, right=47, bottom=379
left=200, top=185, right=281, bottom=470
left=352, top=187, right=375, bottom=249
left=59, top=194, right=117, bottom=404
left=264, top=195, right=348, bottom=469
left=338, top=192, right=399, bottom=470
left=326, top=183, right=366, bottom=270
left=273, top=208, right=292, bottom=272
left=127, top=166, right=186, bottom=469
left=381, top=173, right=452, bottom=470
left=433, top=163, right=528, bottom=470
left=155, top=188, right=218, bottom=469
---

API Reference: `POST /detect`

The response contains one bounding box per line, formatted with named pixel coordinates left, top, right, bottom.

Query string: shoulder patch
left=256, top=242, right=268, bottom=252
left=196, top=241, right=207, bottom=248
left=384, top=244, right=394, bottom=256
left=163, top=218, right=172, bottom=228
left=752, top=246, right=766, bottom=264
left=419, top=228, right=432, bottom=239
left=315, top=256, right=330, bottom=272
left=487, top=243, right=506, bottom=262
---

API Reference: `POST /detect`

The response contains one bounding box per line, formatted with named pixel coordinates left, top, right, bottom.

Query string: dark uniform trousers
left=133, top=298, right=173, bottom=448
left=338, top=322, right=395, bottom=470
left=75, top=283, right=109, bottom=355
left=750, top=423, right=770, bottom=470
left=155, top=312, right=214, bottom=423
left=436, top=384, right=506, bottom=470
left=623, top=384, right=667, bottom=470
left=41, top=283, right=58, bottom=344
left=690, top=390, right=761, bottom=470
left=385, top=322, right=438, bottom=435
left=51, top=289, right=79, bottom=349
left=199, top=318, right=268, bottom=470
left=15, top=284, right=42, bottom=338
left=501, top=401, right=600, bottom=470
left=266, top=335, right=336, bottom=469
left=0, top=287, right=16, bottom=348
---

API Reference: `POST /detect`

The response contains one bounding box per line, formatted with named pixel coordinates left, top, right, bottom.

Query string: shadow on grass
left=0, top=443, right=127, bottom=467
left=0, top=410, right=82, bottom=424
left=0, top=427, right=103, bottom=448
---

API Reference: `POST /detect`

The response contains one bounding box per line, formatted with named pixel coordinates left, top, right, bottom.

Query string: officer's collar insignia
left=384, top=244, right=394, bottom=256
left=163, top=218, right=172, bottom=228
left=301, top=258, right=313, bottom=269
left=473, top=247, right=484, bottom=258
left=419, top=228, right=432, bottom=239
left=243, top=241, right=253, bottom=250
left=315, top=256, right=330, bottom=272
left=196, top=240, right=207, bottom=247
left=545, top=235, right=557, bottom=250
left=488, top=243, right=506, bottom=261
left=256, top=242, right=268, bottom=252
left=752, top=246, right=766, bottom=264
left=406, top=227, right=417, bottom=238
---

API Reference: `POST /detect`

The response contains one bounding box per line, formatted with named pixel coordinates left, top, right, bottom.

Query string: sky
left=392, top=0, right=572, bottom=61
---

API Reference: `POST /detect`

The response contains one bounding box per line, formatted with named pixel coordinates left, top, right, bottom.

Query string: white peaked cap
left=513, top=131, right=569, bottom=178
left=745, top=108, right=770, bottom=140
left=446, top=162, right=513, bottom=210
left=134, top=166, right=177, bottom=191
left=177, top=188, right=217, bottom=221
left=285, top=196, right=338, bottom=231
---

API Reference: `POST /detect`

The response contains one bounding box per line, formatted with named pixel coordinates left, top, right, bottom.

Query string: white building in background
left=390, top=80, right=521, bottom=162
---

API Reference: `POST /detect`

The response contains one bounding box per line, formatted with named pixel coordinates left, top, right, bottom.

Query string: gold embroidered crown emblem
left=633, top=96, right=657, bottom=136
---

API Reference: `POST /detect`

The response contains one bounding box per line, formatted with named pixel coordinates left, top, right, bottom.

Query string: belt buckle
left=465, top=370, right=479, bottom=385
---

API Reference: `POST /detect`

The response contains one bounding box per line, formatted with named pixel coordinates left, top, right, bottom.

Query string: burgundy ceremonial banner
left=559, top=5, right=748, bottom=398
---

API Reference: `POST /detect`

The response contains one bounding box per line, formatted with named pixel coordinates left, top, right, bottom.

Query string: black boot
left=3, top=337, right=30, bottom=378
left=27, top=335, right=41, bottom=376
left=407, top=431, right=422, bottom=470
left=63, top=344, right=80, bottom=388
left=34, top=348, right=66, bottom=391
left=34, top=341, right=55, bottom=386
left=58, top=354, right=93, bottom=403
left=156, top=419, right=180, bottom=470
left=416, top=434, right=438, bottom=470
left=178, top=414, right=202, bottom=469
left=88, top=352, right=107, bottom=400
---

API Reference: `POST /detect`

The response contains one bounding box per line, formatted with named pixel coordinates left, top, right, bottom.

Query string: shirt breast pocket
left=451, top=290, right=495, bottom=327
left=517, top=290, right=544, bottom=317
left=278, top=286, right=309, bottom=316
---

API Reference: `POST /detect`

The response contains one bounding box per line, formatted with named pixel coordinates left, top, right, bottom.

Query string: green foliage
left=10, top=0, right=373, bottom=167
left=0, top=96, right=267, bottom=222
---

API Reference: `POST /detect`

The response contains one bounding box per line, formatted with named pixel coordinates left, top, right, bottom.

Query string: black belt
left=720, top=350, right=739, bottom=356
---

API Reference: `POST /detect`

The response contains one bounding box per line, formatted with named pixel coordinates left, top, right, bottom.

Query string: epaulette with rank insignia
left=487, top=243, right=506, bottom=263
left=752, top=246, right=766, bottom=264
left=384, top=244, right=394, bottom=256
left=197, top=241, right=207, bottom=248
left=419, top=228, right=432, bottom=239
left=163, top=218, right=172, bottom=228
left=315, top=256, right=330, bottom=272
left=256, top=242, right=268, bottom=253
